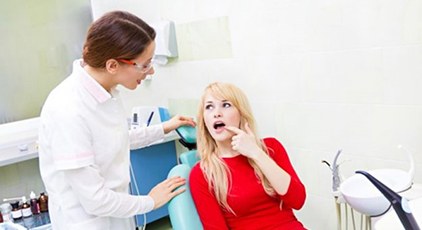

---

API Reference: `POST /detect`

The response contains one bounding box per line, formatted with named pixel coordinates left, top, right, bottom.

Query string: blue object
left=159, top=107, right=170, bottom=122
left=146, top=111, right=154, bottom=127
left=130, top=141, right=178, bottom=225
left=167, top=151, right=203, bottom=230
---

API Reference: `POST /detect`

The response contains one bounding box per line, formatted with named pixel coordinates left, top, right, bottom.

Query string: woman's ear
left=105, top=59, right=119, bottom=74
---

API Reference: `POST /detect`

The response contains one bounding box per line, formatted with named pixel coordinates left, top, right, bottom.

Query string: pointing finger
left=225, top=126, right=243, bottom=134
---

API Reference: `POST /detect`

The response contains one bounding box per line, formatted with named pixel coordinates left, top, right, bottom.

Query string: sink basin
left=340, top=168, right=412, bottom=216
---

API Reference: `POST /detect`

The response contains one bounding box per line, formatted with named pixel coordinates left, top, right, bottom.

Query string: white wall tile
left=382, top=46, right=422, bottom=104
left=0, top=159, right=45, bottom=200
left=301, top=49, right=384, bottom=104
left=296, top=194, right=337, bottom=230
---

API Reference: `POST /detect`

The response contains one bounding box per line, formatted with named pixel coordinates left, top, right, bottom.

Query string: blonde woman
left=190, top=82, right=306, bottom=230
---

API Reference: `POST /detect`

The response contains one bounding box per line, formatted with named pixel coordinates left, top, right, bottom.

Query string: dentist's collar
left=76, top=59, right=115, bottom=104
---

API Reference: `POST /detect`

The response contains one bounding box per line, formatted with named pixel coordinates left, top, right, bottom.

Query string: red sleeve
left=189, top=164, right=229, bottom=230
left=264, top=137, right=306, bottom=210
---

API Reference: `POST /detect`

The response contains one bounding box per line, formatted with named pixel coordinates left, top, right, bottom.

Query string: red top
left=190, top=137, right=306, bottom=230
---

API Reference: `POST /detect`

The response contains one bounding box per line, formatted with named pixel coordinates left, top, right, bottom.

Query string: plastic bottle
left=39, top=192, right=48, bottom=213
left=29, top=191, right=40, bottom=215
left=21, top=197, right=32, bottom=218
left=0, top=203, right=13, bottom=222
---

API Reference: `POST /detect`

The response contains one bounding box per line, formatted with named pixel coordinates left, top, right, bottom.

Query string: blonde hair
left=196, top=82, right=276, bottom=213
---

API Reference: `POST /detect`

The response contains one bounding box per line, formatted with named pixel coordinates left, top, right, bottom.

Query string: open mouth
left=213, top=121, right=226, bottom=130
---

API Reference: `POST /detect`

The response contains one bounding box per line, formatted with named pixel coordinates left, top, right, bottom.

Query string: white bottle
left=0, top=203, right=13, bottom=222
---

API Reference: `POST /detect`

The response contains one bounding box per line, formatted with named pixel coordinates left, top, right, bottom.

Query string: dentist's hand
left=148, top=176, right=186, bottom=210
left=225, top=123, right=265, bottom=160
left=163, top=115, right=196, bottom=134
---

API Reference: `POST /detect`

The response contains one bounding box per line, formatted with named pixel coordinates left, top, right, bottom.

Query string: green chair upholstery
left=179, top=150, right=200, bottom=168
left=167, top=152, right=203, bottom=230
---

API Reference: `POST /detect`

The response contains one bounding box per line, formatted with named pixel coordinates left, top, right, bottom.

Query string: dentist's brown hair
left=83, top=11, right=156, bottom=68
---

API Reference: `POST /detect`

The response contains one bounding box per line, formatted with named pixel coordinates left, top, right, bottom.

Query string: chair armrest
left=167, top=164, right=203, bottom=230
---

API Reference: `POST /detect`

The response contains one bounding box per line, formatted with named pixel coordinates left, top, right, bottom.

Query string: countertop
left=0, top=130, right=179, bottom=167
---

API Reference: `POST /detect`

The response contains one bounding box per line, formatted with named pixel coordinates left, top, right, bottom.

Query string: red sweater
left=190, top=137, right=306, bottom=230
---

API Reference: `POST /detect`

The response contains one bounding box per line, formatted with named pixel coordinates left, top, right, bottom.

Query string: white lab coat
left=38, top=59, right=165, bottom=230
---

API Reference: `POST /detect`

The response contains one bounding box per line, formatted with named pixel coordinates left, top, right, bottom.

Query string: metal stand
left=335, top=196, right=371, bottom=230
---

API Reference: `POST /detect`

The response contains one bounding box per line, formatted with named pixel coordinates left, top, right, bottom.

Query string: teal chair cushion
left=179, top=150, right=200, bottom=168
left=167, top=164, right=203, bottom=230
left=176, top=126, right=196, bottom=144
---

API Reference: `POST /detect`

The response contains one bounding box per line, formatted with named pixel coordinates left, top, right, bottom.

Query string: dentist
left=38, top=11, right=195, bottom=230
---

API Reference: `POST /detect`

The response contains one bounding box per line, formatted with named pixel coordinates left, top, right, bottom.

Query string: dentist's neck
left=83, top=64, right=114, bottom=93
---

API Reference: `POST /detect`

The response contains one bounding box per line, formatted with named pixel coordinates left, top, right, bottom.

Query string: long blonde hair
left=196, top=82, right=276, bottom=213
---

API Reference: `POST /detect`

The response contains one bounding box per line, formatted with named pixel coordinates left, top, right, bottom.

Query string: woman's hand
left=162, top=115, right=196, bottom=134
left=148, top=176, right=186, bottom=209
left=225, top=123, right=265, bottom=160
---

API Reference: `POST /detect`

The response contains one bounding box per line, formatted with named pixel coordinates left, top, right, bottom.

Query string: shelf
left=0, top=129, right=180, bottom=168
left=0, top=140, right=39, bottom=167
left=0, top=117, right=40, bottom=167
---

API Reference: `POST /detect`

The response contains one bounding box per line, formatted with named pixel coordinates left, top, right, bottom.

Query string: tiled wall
left=119, top=0, right=422, bottom=229
left=0, top=159, right=45, bottom=201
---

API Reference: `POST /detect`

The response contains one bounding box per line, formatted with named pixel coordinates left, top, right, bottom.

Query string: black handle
left=356, top=170, right=420, bottom=230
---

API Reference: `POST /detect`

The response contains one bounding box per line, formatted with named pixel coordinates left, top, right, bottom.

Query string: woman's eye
left=205, top=104, right=213, bottom=110
left=223, top=102, right=231, bottom=108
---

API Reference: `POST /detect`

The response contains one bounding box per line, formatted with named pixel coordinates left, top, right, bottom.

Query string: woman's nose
left=213, top=112, right=222, bottom=118
left=147, top=66, right=155, bottom=75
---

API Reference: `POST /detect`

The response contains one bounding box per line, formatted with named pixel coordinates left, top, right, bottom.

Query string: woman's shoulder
left=190, top=162, right=201, bottom=173
left=189, top=162, right=210, bottom=190
left=262, top=137, right=288, bottom=157
left=262, top=137, right=282, bottom=147
left=189, top=163, right=205, bottom=180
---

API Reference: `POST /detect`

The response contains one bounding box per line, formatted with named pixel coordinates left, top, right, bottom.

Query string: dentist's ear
left=105, top=59, right=119, bottom=74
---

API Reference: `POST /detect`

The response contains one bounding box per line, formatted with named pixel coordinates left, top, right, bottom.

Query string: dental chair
left=168, top=126, right=203, bottom=230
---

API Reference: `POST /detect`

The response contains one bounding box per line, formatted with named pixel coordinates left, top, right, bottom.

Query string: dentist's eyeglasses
left=117, top=59, right=154, bottom=73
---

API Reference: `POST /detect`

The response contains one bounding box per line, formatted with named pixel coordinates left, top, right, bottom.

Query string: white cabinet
left=0, top=118, right=40, bottom=167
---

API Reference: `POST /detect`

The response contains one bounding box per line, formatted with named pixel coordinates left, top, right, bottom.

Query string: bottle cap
left=30, top=191, right=36, bottom=199
left=10, top=201, right=19, bottom=209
